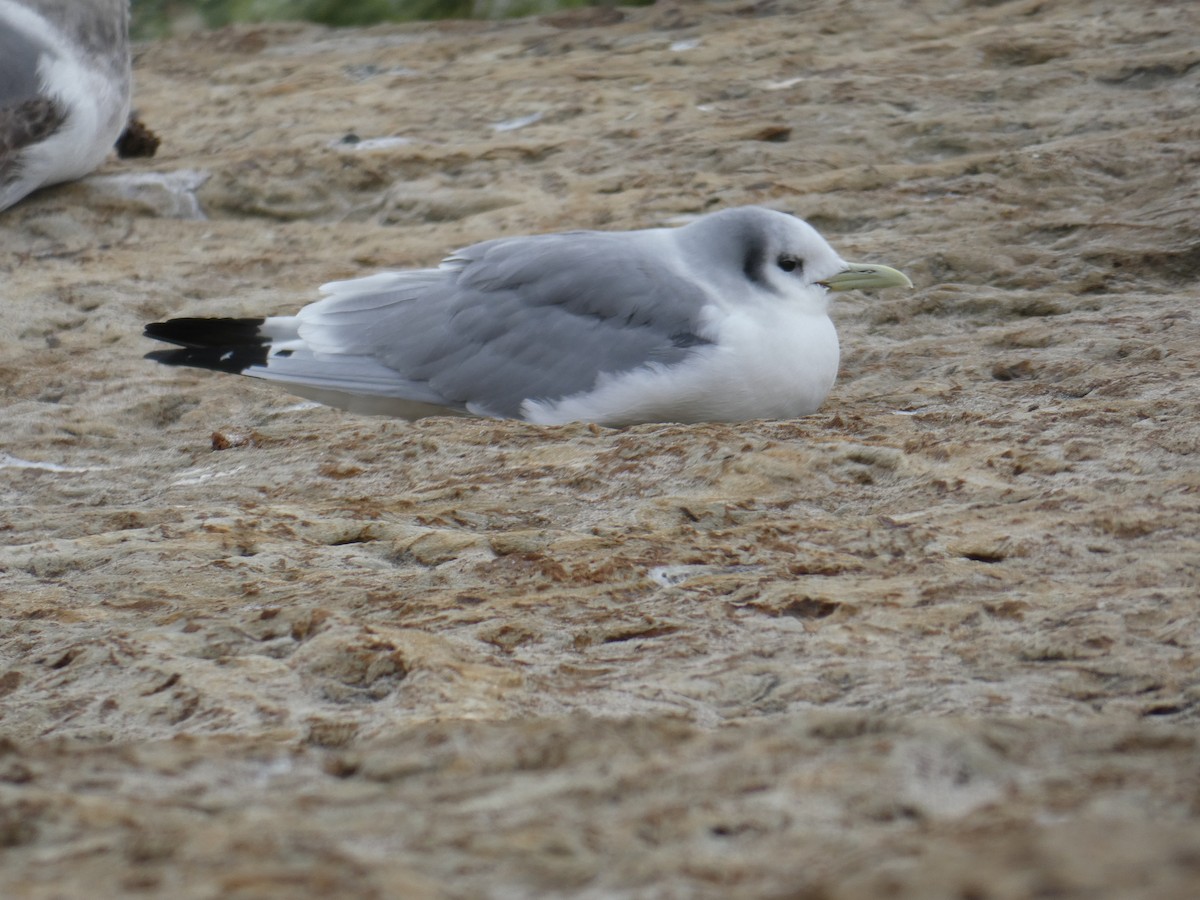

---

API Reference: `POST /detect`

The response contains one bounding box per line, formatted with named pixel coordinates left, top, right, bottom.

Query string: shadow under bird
left=144, top=206, right=912, bottom=426
left=0, top=0, right=131, bottom=211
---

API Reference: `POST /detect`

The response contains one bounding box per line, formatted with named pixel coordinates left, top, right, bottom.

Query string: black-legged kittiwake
left=144, top=206, right=912, bottom=426
left=0, top=0, right=131, bottom=211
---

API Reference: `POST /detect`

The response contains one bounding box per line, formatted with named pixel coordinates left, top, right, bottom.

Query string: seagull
left=0, top=0, right=131, bottom=211
left=144, top=206, right=912, bottom=426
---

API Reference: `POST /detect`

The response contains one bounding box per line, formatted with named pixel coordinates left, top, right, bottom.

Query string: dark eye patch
left=777, top=255, right=802, bottom=274
left=742, top=236, right=768, bottom=287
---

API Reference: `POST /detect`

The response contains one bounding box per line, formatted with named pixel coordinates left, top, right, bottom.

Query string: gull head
left=677, top=206, right=911, bottom=310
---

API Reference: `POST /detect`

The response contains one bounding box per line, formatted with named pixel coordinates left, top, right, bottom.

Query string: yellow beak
left=819, top=263, right=912, bottom=292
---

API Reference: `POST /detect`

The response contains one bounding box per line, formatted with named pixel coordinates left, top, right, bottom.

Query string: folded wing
left=146, top=229, right=716, bottom=420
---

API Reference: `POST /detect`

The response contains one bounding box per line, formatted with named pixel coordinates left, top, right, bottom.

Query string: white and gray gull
left=0, top=0, right=131, bottom=211
left=144, top=206, right=912, bottom=426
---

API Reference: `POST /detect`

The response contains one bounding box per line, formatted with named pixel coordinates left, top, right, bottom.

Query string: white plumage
left=145, top=207, right=911, bottom=426
left=0, top=0, right=131, bottom=211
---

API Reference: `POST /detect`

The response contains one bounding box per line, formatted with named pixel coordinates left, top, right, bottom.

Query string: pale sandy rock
left=1, top=0, right=1198, bottom=896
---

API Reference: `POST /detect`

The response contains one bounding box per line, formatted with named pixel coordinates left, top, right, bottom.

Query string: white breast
left=522, top=303, right=840, bottom=426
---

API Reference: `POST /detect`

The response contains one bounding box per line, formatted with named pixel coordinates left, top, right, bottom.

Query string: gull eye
left=777, top=255, right=802, bottom=274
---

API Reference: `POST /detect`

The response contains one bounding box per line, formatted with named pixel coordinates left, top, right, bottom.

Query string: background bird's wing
left=0, top=17, right=51, bottom=108
left=0, top=21, right=66, bottom=164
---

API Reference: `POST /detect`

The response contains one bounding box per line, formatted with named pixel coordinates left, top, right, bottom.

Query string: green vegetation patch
left=131, top=0, right=650, bottom=39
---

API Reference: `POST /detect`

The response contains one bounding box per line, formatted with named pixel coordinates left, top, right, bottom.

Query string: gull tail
left=143, top=315, right=459, bottom=418
left=143, top=317, right=294, bottom=374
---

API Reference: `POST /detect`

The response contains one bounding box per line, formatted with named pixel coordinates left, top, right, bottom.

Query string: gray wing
left=0, top=18, right=65, bottom=168
left=0, top=16, right=51, bottom=108
left=294, top=230, right=714, bottom=418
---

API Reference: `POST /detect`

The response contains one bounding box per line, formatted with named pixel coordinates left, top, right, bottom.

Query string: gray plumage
left=0, top=0, right=131, bottom=210
left=0, top=17, right=50, bottom=107
left=309, top=231, right=711, bottom=418
left=146, top=207, right=912, bottom=426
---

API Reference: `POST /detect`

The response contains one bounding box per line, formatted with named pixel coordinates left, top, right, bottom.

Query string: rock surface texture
left=1, top=1, right=1198, bottom=896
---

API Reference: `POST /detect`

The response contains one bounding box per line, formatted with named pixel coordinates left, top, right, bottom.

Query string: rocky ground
left=2, top=1, right=1198, bottom=896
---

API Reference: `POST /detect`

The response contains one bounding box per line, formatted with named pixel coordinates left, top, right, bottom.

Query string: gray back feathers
left=299, top=229, right=716, bottom=417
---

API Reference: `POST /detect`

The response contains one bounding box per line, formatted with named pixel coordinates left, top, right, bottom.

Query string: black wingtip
left=143, top=317, right=267, bottom=349
left=144, top=317, right=271, bottom=374
left=144, top=345, right=268, bottom=375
